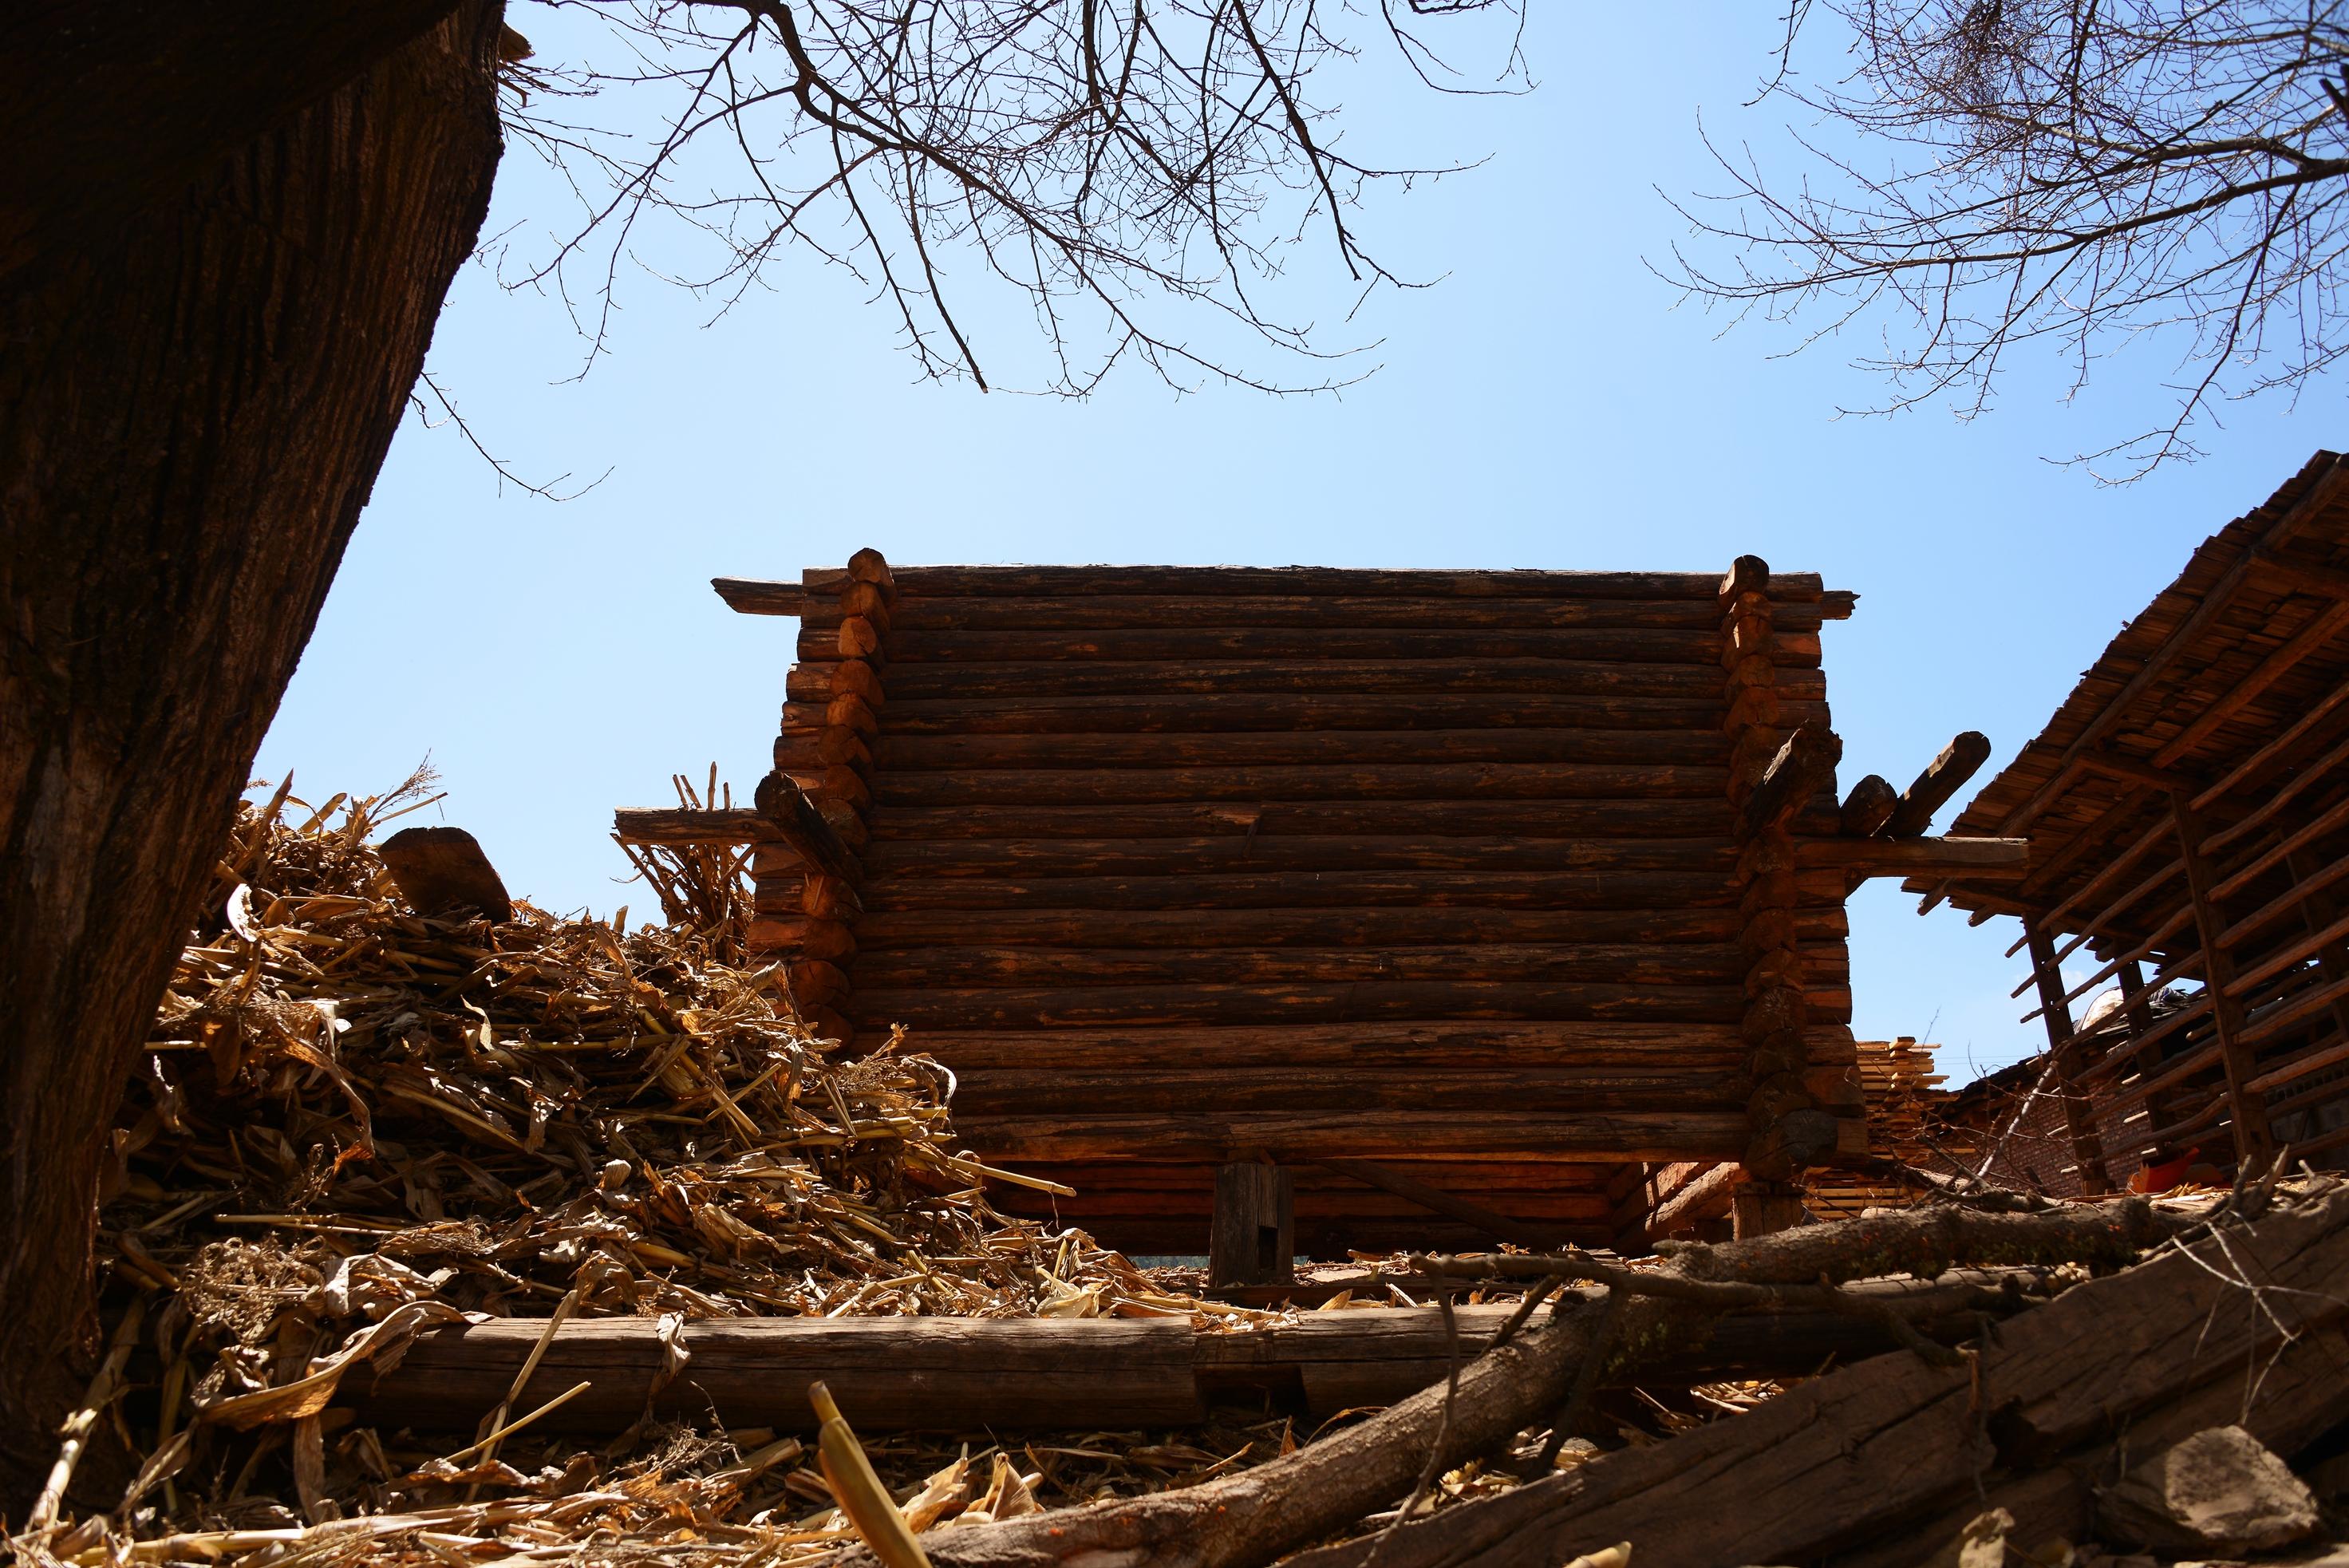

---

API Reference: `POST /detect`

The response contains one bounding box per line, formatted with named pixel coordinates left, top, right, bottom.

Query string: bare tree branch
left=1665, top=1, right=2349, bottom=479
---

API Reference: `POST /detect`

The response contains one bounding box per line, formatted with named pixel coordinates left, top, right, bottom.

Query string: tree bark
left=0, top=1, right=503, bottom=1507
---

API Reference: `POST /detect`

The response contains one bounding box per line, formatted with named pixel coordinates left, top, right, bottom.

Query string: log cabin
left=1910, top=451, right=2349, bottom=1194
left=621, top=556, right=2023, bottom=1274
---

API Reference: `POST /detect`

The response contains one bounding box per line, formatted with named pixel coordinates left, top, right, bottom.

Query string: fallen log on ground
left=353, top=1273, right=2039, bottom=1432
left=1282, top=1179, right=2349, bottom=1568
left=825, top=1190, right=2222, bottom=1568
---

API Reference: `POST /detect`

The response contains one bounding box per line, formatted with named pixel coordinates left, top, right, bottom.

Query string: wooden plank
left=871, top=763, right=1733, bottom=807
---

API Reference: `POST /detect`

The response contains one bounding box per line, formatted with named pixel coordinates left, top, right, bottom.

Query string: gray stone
left=2096, top=1426, right=2319, bottom=1558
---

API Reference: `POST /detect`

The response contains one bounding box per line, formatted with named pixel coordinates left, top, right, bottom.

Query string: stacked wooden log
left=758, top=549, right=898, bottom=1041
left=714, top=561, right=1867, bottom=1254
left=1719, top=557, right=1866, bottom=1229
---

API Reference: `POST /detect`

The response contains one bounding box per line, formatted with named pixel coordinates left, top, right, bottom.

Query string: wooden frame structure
left=1911, top=451, right=2349, bottom=1187
left=622, top=555, right=2023, bottom=1265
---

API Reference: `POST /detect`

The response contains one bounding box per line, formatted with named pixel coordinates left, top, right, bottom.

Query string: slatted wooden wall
left=736, top=563, right=1862, bottom=1254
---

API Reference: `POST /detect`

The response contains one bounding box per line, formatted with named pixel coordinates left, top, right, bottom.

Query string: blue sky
left=256, top=4, right=2341, bottom=1082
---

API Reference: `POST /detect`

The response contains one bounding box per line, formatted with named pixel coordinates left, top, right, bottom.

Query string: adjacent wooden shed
left=1912, top=451, right=2349, bottom=1190
left=623, top=557, right=2015, bottom=1263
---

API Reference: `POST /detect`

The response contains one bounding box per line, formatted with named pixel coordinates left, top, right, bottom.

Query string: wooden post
left=2024, top=926, right=2111, bottom=1195
left=1208, top=1163, right=1293, bottom=1289
left=2172, top=796, right=2276, bottom=1166
left=1730, top=1181, right=1808, bottom=1240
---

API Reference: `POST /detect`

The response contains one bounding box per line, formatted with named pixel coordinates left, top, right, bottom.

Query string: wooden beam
left=1739, top=724, right=1842, bottom=839
left=2173, top=797, right=2276, bottom=1165
left=1885, top=732, right=1991, bottom=839
left=1794, top=836, right=2026, bottom=879
left=753, top=770, right=863, bottom=884
left=352, top=1284, right=2039, bottom=1436
left=1838, top=775, right=1897, bottom=837
left=1313, top=1159, right=1565, bottom=1250
left=2024, top=926, right=2111, bottom=1194
left=2248, top=544, right=2349, bottom=603
left=1644, top=1160, right=1737, bottom=1240
left=613, top=807, right=777, bottom=847
left=713, top=576, right=809, bottom=616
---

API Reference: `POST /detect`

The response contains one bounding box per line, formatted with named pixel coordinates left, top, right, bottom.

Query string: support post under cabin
left=1209, top=1163, right=1293, bottom=1289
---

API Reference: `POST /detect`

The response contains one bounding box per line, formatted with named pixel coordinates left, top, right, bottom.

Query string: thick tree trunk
left=0, top=2, right=503, bottom=1507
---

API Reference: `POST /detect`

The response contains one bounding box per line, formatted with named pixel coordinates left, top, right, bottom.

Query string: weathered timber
left=858, top=837, right=1739, bottom=879
left=801, top=626, right=1821, bottom=666
left=614, top=806, right=776, bottom=847
left=859, top=694, right=1819, bottom=737
left=863, top=800, right=1737, bottom=843
left=902, top=1021, right=1854, bottom=1072
left=844, top=981, right=1767, bottom=1029
left=1838, top=773, right=1898, bottom=836
left=938, top=1110, right=1752, bottom=1162
left=852, top=906, right=1847, bottom=951
left=838, top=728, right=1732, bottom=770
left=355, top=1279, right=2011, bottom=1439
left=848, top=940, right=1817, bottom=989
left=2025, top=926, right=2112, bottom=1195
left=782, top=594, right=1840, bottom=633
left=1887, top=729, right=1993, bottom=839
left=1738, top=725, right=1843, bottom=840
left=2174, top=796, right=2276, bottom=1162
left=1313, top=1159, right=1566, bottom=1249
left=1644, top=1159, right=1737, bottom=1239
left=752, top=771, right=863, bottom=884
left=1209, top=1163, right=1294, bottom=1288
left=944, top=1068, right=1747, bottom=1117
left=1791, top=835, right=2027, bottom=878
left=791, top=659, right=1827, bottom=703
left=854, top=869, right=1834, bottom=913
left=793, top=564, right=1836, bottom=600
left=377, top=827, right=511, bottom=921
left=1279, top=1187, right=2349, bottom=1568
left=871, top=764, right=1735, bottom=807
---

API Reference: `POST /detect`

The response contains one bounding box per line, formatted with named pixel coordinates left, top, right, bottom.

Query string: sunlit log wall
left=1916, top=451, right=2349, bottom=1190
left=728, top=562, right=1865, bottom=1254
